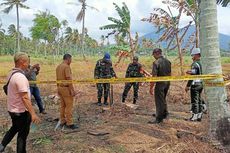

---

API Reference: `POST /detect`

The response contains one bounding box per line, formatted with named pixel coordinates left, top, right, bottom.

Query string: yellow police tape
left=0, top=74, right=224, bottom=85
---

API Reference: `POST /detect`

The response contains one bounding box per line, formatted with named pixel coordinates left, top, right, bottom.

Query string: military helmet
left=133, top=56, right=138, bottom=61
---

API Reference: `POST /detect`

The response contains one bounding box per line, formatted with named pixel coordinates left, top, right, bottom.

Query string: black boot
left=97, top=98, right=102, bottom=106
left=133, top=98, right=137, bottom=104
left=104, top=97, right=108, bottom=105
left=122, top=97, right=125, bottom=103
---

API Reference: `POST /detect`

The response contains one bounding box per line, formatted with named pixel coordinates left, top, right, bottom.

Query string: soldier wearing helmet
left=94, top=52, right=117, bottom=106
left=185, top=48, right=207, bottom=121
left=122, top=56, right=144, bottom=104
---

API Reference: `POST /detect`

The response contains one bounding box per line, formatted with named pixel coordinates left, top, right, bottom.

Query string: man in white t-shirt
left=0, top=52, right=40, bottom=153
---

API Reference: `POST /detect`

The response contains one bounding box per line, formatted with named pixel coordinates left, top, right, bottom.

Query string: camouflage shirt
left=186, top=60, right=202, bottom=87
left=125, top=62, right=143, bottom=78
left=94, top=59, right=116, bottom=79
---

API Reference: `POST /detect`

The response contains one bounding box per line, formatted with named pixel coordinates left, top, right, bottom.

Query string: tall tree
left=199, top=0, right=230, bottom=147
left=68, top=0, right=98, bottom=60
left=0, top=0, right=29, bottom=52
left=100, top=2, right=138, bottom=58
left=30, top=10, right=60, bottom=57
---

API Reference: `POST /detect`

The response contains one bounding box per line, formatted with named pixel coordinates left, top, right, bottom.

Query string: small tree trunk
left=176, top=32, right=184, bottom=75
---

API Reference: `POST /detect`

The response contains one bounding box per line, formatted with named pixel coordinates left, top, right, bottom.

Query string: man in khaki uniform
left=56, top=54, right=78, bottom=130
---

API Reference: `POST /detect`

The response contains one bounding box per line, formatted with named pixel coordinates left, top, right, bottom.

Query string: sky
left=0, top=0, right=230, bottom=42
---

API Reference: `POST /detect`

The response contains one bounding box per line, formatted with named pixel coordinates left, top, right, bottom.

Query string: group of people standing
left=0, top=47, right=206, bottom=153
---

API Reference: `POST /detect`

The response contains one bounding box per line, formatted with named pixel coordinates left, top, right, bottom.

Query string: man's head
left=103, top=52, right=111, bottom=61
left=133, top=56, right=138, bottom=63
left=14, top=52, right=29, bottom=70
left=191, top=48, right=201, bottom=61
left=152, top=48, right=162, bottom=59
left=63, top=53, right=72, bottom=65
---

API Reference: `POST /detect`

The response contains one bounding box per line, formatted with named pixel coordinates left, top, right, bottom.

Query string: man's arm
left=20, top=92, right=40, bottom=124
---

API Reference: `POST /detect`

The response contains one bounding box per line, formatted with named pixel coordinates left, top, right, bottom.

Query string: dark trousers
left=122, top=82, right=139, bottom=100
left=190, top=84, right=203, bottom=114
left=97, top=83, right=110, bottom=99
left=30, top=86, right=44, bottom=112
left=154, top=82, right=170, bottom=121
left=1, top=111, right=31, bottom=153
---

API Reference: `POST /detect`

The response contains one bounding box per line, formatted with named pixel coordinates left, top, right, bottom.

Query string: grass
left=0, top=55, right=229, bottom=79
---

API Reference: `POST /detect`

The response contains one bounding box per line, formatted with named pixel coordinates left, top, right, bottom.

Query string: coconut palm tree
left=1, top=0, right=29, bottom=52
left=68, top=0, right=98, bottom=60
left=199, top=0, right=230, bottom=146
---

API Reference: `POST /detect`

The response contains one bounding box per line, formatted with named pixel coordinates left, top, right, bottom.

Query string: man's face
left=67, top=58, right=72, bottom=65
left=152, top=52, right=158, bottom=59
left=20, top=58, right=29, bottom=70
left=192, top=54, right=200, bottom=61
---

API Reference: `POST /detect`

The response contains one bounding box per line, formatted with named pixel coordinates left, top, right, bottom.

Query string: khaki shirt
left=56, top=62, right=72, bottom=87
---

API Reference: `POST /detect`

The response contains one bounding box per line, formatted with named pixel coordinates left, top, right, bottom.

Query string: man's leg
left=1, top=113, right=21, bottom=150
left=154, top=84, right=165, bottom=122
left=59, top=94, right=66, bottom=125
left=17, top=112, right=31, bottom=153
left=189, top=85, right=201, bottom=121
left=133, top=82, right=139, bottom=104
left=33, top=86, right=45, bottom=113
left=163, top=83, right=170, bottom=118
left=103, top=83, right=110, bottom=105
left=97, top=83, right=103, bottom=106
left=65, top=96, right=74, bottom=126
left=122, top=83, right=132, bottom=103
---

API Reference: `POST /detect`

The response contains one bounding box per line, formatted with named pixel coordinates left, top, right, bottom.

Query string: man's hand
left=31, top=113, right=41, bottom=124
left=70, top=90, right=76, bottom=97
left=185, top=86, right=190, bottom=93
left=186, top=70, right=192, bottom=74
left=149, top=87, right=154, bottom=95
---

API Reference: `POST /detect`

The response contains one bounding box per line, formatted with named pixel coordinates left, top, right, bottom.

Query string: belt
left=58, top=85, right=69, bottom=87
left=9, top=111, right=28, bottom=117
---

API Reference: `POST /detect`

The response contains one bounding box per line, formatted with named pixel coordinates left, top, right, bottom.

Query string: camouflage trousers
left=190, top=83, right=203, bottom=114
left=97, top=83, right=110, bottom=99
left=122, top=82, right=139, bottom=100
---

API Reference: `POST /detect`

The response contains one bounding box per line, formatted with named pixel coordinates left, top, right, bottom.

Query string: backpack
left=3, top=71, right=23, bottom=95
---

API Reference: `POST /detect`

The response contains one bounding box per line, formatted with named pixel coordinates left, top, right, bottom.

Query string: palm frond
left=100, top=24, right=119, bottom=30
left=86, top=4, right=99, bottom=11
left=2, top=4, right=14, bottom=13
left=67, top=2, right=81, bottom=6
left=76, top=9, right=84, bottom=22
left=216, top=0, right=230, bottom=7
left=113, top=3, right=130, bottom=27
left=108, top=17, right=123, bottom=25
left=18, top=3, right=29, bottom=9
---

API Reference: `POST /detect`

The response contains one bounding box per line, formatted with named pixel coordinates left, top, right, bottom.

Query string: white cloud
left=0, top=0, right=229, bottom=41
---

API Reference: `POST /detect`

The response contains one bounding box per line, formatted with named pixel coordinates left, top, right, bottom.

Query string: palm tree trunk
left=16, top=3, right=20, bottom=52
left=199, top=0, right=230, bottom=145
left=81, top=3, right=86, bottom=60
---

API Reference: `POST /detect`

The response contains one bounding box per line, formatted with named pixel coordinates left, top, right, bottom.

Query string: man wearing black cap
left=94, top=52, right=117, bottom=106
left=149, top=48, right=171, bottom=124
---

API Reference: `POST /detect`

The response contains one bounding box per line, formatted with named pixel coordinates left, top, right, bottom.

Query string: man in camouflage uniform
left=185, top=48, right=206, bottom=121
left=122, top=56, right=144, bottom=104
left=149, top=48, right=171, bottom=124
left=94, top=52, right=117, bottom=106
